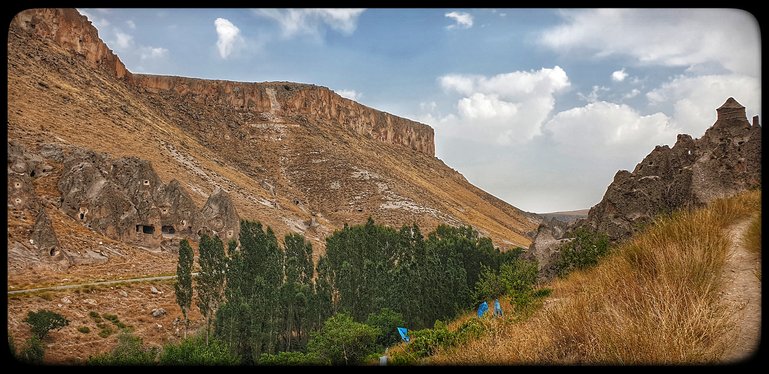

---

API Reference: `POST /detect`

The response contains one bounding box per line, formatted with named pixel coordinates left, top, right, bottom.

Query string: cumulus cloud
left=437, top=66, right=570, bottom=144
left=445, top=11, right=474, bottom=29
left=546, top=102, right=674, bottom=156
left=335, top=89, right=362, bottom=101
left=577, top=85, right=609, bottom=103
left=214, top=18, right=243, bottom=59
left=540, top=9, right=760, bottom=76
left=611, top=68, right=627, bottom=82
left=114, top=31, right=133, bottom=49
left=254, top=9, right=365, bottom=38
left=646, top=73, right=761, bottom=136
left=140, top=46, right=168, bottom=61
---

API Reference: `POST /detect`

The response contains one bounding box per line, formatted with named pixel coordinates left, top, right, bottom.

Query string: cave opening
left=136, top=224, right=155, bottom=234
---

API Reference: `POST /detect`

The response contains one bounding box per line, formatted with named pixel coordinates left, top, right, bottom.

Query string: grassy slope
left=427, top=189, right=761, bottom=365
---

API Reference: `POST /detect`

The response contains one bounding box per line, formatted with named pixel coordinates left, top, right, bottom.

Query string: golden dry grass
left=429, top=190, right=761, bottom=365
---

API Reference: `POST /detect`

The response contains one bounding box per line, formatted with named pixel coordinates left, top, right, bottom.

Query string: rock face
left=523, top=218, right=570, bottom=279
left=528, top=98, right=761, bottom=279
left=11, top=8, right=129, bottom=81
left=31, top=208, right=70, bottom=264
left=57, top=147, right=240, bottom=248
left=131, top=75, right=435, bottom=156
left=7, top=7, right=539, bottom=263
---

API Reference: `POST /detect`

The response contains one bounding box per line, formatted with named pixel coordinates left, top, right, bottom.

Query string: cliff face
left=132, top=75, right=435, bottom=156
left=11, top=8, right=130, bottom=81
left=11, top=8, right=434, bottom=157
left=527, top=97, right=761, bottom=280
left=581, top=97, right=761, bottom=241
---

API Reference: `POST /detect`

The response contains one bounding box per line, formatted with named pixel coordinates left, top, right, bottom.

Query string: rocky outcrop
left=201, top=187, right=240, bottom=242
left=11, top=8, right=130, bottom=81
left=57, top=147, right=239, bottom=248
left=528, top=97, right=761, bottom=280
left=132, top=75, right=435, bottom=156
left=31, top=208, right=72, bottom=266
left=523, top=218, right=571, bottom=280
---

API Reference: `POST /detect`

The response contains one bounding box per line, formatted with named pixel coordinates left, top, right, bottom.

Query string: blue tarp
left=477, top=301, right=489, bottom=317
left=397, top=327, right=410, bottom=343
left=494, top=299, right=503, bottom=317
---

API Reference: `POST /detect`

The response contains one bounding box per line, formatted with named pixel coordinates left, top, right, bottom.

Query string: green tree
left=24, top=309, right=69, bottom=339
left=88, top=332, right=158, bottom=365
left=197, top=233, right=227, bottom=345
left=555, top=227, right=610, bottom=277
left=158, top=333, right=238, bottom=365
left=365, top=308, right=405, bottom=348
left=175, top=239, right=194, bottom=338
left=308, top=313, right=379, bottom=365
left=19, top=336, right=45, bottom=364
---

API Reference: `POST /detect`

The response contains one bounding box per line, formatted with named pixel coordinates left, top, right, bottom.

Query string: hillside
left=6, top=9, right=539, bottom=363
left=7, top=8, right=538, bottom=284
left=424, top=190, right=761, bottom=364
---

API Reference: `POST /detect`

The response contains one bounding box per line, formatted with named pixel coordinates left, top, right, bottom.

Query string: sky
left=77, top=8, right=761, bottom=213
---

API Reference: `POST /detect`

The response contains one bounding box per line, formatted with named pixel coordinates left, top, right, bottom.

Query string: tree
left=175, top=239, right=194, bottom=338
left=308, top=313, right=379, bottom=365
left=365, top=308, right=406, bottom=348
left=88, top=332, right=158, bottom=365
left=197, top=233, right=227, bottom=345
left=24, top=309, right=69, bottom=339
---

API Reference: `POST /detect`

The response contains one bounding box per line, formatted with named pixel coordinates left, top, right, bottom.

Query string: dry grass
left=429, top=190, right=761, bottom=365
left=743, top=210, right=761, bottom=255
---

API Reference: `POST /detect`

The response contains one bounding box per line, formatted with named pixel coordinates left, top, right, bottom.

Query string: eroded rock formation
left=57, top=148, right=240, bottom=248
left=528, top=97, right=762, bottom=280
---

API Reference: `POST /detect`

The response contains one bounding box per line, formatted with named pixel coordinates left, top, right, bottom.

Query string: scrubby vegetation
left=428, top=190, right=761, bottom=365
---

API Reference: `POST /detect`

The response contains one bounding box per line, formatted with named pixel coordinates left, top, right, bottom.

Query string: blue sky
left=78, top=8, right=761, bottom=213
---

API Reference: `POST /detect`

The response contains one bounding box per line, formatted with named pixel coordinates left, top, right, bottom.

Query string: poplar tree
left=175, top=239, right=194, bottom=338
left=197, top=233, right=227, bottom=345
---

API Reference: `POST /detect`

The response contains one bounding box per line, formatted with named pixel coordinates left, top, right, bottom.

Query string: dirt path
left=7, top=272, right=198, bottom=295
left=720, top=218, right=761, bottom=363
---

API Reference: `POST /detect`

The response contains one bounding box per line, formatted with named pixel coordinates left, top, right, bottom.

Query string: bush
left=257, top=351, right=327, bottom=366
left=453, top=318, right=486, bottom=345
left=89, top=311, right=103, bottom=323
left=88, top=333, right=158, bottom=365
left=308, top=313, right=379, bottom=365
left=98, top=326, right=114, bottom=338
left=159, top=334, right=239, bottom=365
left=365, top=308, right=406, bottom=348
left=406, top=320, right=455, bottom=358
left=20, top=336, right=45, bottom=364
left=78, top=326, right=91, bottom=334
left=554, top=227, right=610, bottom=278
left=102, top=313, right=119, bottom=323
left=24, top=309, right=70, bottom=339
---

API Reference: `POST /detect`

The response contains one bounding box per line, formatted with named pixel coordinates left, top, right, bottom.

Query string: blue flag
left=477, top=301, right=489, bottom=317
left=494, top=299, right=503, bottom=317
left=397, top=327, right=410, bottom=343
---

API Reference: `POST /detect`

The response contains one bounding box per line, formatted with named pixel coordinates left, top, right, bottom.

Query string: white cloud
left=125, top=20, right=136, bottom=29
left=611, top=68, right=628, bottom=82
left=114, top=30, right=133, bottom=49
left=646, top=74, right=761, bottom=136
left=547, top=102, right=674, bottom=156
left=78, top=9, right=110, bottom=28
left=140, top=46, right=168, bottom=61
left=445, top=11, right=474, bottom=29
left=540, top=9, right=760, bottom=76
left=577, top=85, right=609, bottom=103
left=436, top=66, right=570, bottom=144
left=214, top=18, right=243, bottom=59
left=254, top=9, right=365, bottom=38
left=624, top=88, right=641, bottom=99
left=335, top=89, right=362, bottom=101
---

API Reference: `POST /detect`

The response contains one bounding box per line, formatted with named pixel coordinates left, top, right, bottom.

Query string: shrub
left=308, top=313, right=379, bottom=365
left=24, top=309, right=70, bottom=339
left=102, top=313, right=119, bottom=323
left=98, top=326, right=114, bottom=338
left=159, top=334, right=238, bottom=366
left=406, top=321, right=455, bottom=358
left=365, top=308, right=406, bottom=348
left=257, top=351, right=327, bottom=366
left=554, top=227, right=610, bottom=278
left=88, top=333, right=158, bottom=365
left=78, top=326, right=91, bottom=334
left=20, top=336, right=45, bottom=364
left=453, top=318, right=486, bottom=345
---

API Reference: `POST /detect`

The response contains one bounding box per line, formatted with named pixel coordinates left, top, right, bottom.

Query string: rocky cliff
left=527, top=97, right=761, bottom=278
left=8, top=8, right=538, bottom=282
left=132, top=75, right=435, bottom=156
